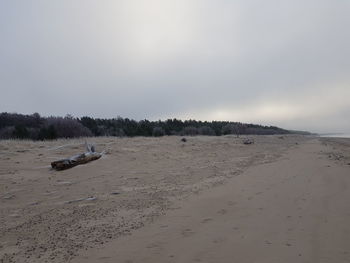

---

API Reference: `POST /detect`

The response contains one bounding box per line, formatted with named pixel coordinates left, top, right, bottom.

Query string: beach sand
left=1, top=135, right=350, bottom=262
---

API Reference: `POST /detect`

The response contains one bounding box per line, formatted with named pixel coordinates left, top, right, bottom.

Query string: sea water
left=320, top=133, right=350, bottom=138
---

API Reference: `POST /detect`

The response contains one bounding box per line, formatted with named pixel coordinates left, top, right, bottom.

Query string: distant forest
left=0, top=112, right=308, bottom=140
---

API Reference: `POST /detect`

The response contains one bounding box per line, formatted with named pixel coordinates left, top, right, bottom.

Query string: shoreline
left=319, top=134, right=350, bottom=138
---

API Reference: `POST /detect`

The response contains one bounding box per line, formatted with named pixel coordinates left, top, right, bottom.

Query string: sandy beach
left=1, top=135, right=350, bottom=263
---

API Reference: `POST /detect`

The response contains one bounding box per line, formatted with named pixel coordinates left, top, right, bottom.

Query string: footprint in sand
left=227, top=201, right=237, bottom=206
left=182, top=228, right=195, bottom=237
left=217, top=209, right=227, bottom=215
left=146, top=242, right=162, bottom=249
left=201, top=218, right=213, bottom=224
left=212, top=237, right=225, bottom=244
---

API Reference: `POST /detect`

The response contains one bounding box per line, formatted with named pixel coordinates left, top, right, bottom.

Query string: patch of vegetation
left=0, top=112, right=310, bottom=140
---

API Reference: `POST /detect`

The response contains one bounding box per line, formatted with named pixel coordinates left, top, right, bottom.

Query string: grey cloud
left=0, top=0, right=349, bottom=133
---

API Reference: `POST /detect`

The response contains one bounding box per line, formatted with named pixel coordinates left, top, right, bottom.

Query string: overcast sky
left=1, top=0, right=349, bottom=133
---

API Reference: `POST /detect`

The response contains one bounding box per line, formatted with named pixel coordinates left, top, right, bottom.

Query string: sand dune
left=1, top=135, right=349, bottom=262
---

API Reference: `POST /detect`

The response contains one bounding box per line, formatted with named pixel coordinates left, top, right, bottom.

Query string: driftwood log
left=51, top=142, right=102, bottom=171
left=243, top=138, right=254, bottom=145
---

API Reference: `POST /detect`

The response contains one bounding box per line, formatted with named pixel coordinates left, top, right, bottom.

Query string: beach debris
left=16, top=149, right=29, bottom=153
left=243, top=138, right=254, bottom=145
left=111, top=191, right=121, bottom=195
left=85, top=141, right=96, bottom=153
left=181, top=138, right=187, bottom=142
left=51, top=141, right=103, bottom=171
left=56, top=181, right=73, bottom=185
left=65, top=196, right=97, bottom=204
left=9, top=213, right=20, bottom=218
left=3, top=194, right=15, bottom=200
left=65, top=198, right=85, bottom=204
left=328, top=153, right=345, bottom=161
left=42, top=191, right=57, bottom=196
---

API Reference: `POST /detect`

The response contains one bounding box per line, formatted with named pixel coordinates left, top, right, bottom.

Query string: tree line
left=0, top=112, right=305, bottom=140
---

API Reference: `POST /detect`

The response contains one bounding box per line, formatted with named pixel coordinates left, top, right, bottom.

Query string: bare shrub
left=46, top=117, right=92, bottom=138
left=222, top=123, right=244, bottom=137
left=152, top=127, right=165, bottom=137
left=27, top=128, right=40, bottom=140
left=198, top=126, right=216, bottom=136
left=182, top=126, right=198, bottom=136
left=0, top=126, right=15, bottom=139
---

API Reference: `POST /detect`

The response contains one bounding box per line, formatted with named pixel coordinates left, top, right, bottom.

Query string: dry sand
left=1, top=135, right=350, bottom=262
